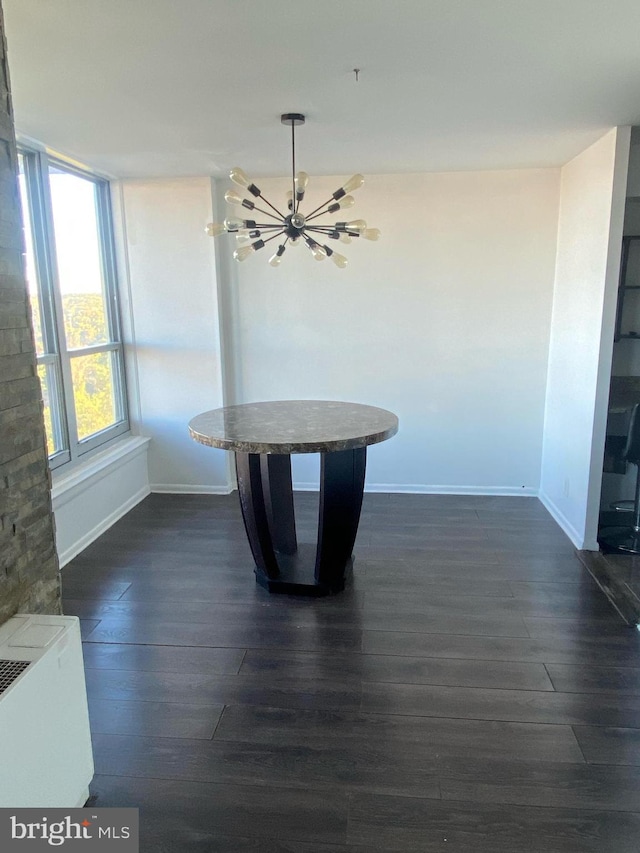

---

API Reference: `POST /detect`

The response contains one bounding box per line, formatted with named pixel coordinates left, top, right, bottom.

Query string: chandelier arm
left=252, top=204, right=285, bottom=222
left=305, top=208, right=339, bottom=223
left=256, top=195, right=287, bottom=220
left=252, top=223, right=286, bottom=230
left=306, top=193, right=344, bottom=219
left=306, top=225, right=355, bottom=233
left=307, top=226, right=360, bottom=239
left=304, top=197, right=338, bottom=219
left=261, top=229, right=288, bottom=245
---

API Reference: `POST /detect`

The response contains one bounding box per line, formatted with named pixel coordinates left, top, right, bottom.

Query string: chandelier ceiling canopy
left=205, top=113, right=380, bottom=268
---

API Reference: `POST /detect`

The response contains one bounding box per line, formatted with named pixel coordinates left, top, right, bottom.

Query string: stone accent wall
left=0, top=5, right=61, bottom=622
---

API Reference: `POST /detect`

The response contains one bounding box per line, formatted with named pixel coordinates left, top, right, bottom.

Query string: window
left=17, top=148, right=128, bottom=469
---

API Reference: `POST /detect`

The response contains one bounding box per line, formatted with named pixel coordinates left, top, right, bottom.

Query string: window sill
left=51, top=435, right=150, bottom=507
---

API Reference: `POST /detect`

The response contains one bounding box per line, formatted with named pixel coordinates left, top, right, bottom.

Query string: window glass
left=70, top=351, right=118, bottom=441
left=36, top=364, right=60, bottom=454
left=48, top=166, right=110, bottom=348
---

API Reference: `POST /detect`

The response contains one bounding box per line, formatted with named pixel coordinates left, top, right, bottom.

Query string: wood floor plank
left=347, top=791, right=640, bottom=852
left=358, top=556, right=588, bottom=583
left=79, top=618, right=100, bottom=639
left=360, top=681, right=640, bottom=726
left=358, top=610, right=530, bottom=637
left=362, top=629, right=640, bottom=666
left=119, top=581, right=365, bottom=607
left=545, top=662, right=640, bottom=695
left=88, top=772, right=349, bottom=846
left=361, top=588, right=613, bottom=617
left=359, top=577, right=514, bottom=597
left=524, top=615, right=630, bottom=638
left=81, top=642, right=246, bottom=675
left=572, top=726, right=640, bottom=765
left=60, top=579, right=131, bottom=600
left=65, top=597, right=365, bottom=626
left=84, top=667, right=362, bottom=713
left=436, top=756, right=640, bottom=812
left=240, top=649, right=555, bottom=691
left=88, top=697, right=224, bottom=739
left=91, top=732, right=441, bottom=799
left=83, top=617, right=362, bottom=652
left=213, top=705, right=585, bottom=764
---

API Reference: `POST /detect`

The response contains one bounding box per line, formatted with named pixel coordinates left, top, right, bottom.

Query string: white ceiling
left=4, top=0, right=640, bottom=179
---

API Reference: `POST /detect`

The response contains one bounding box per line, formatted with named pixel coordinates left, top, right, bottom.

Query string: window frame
left=17, top=145, right=129, bottom=469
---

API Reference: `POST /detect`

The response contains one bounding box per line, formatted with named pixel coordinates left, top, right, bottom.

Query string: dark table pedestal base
left=235, top=448, right=366, bottom=596
left=253, top=544, right=353, bottom=596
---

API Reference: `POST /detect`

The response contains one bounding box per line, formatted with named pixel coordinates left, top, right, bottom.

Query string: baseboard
left=151, top=482, right=539, bottom=498
left=538, top=491, right=589, bottom=549
left=150, top=484, right=233, bottom=495
left=293, top=482, right=539, bottom=496
left=57, top=485, right=150, bottom=567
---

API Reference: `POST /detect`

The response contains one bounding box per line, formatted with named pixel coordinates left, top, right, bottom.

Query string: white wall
left=540, top=128, right=630, bottom=548
left=118, top=178, right=229, bottom=492
left=227, top=170, right=560, bottom=493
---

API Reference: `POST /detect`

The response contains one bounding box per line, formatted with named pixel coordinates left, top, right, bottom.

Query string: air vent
left=0, top=660, right=31, bottom=695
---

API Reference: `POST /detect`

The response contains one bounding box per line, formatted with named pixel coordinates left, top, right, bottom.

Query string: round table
left=189, top=400, right=398, bottom=595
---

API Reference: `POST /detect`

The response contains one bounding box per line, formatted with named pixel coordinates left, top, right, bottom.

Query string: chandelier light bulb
left=229, top=167, right=251, bottom=189
left=224, top=217, right=244, bottom=232
left=233, top=245, right=254, bottom=262
left=339, top=233, right=352, bottom=244
left=224, top=189, right=244, bottom=206
left=290, top=236, right=300, bottom=246
left=286, top=190, right=294, bottom=210
left=295, top=171, right=309, bottom=198
left=346, top=219, right=367, bottom=234
left=235, top=234, right=252, bottom=245
left=311, top=245, right=327, bottom=261
left=338, top=195, right=355, bottom=210
left=342, top=174, right=365, bottom=193
left=269, top=245, right=286, bottom=267
left=331, top=252, right=348, bottom=269
left=205, top=222, right=225, bottom=237
left=362, top=228, right=381, bottom=241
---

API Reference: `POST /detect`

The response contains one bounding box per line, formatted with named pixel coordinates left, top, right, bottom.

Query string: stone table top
left=188, top=400, right=399, bottom=454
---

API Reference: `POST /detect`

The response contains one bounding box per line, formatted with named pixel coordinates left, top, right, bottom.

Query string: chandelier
left=205, top=113, right=380, bottom=268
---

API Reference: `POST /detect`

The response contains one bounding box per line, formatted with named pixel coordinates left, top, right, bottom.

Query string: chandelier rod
left=305, top=207, right=338, bottom=223
left=251, top=203, right=284, bottom=222
left=291, top=121, right=297, bottom=214
left=261, top=229, right=287, bottom=245
left=257, top=194, right=287, bottom=220
left=304, top=195, right=340, bottom=220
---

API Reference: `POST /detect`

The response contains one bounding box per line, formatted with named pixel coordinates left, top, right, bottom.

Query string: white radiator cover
left=0, top=614, right=94, bottom=808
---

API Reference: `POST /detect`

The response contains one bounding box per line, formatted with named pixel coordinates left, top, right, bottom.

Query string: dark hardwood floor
left=61, top=492, right=640, bottom=852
